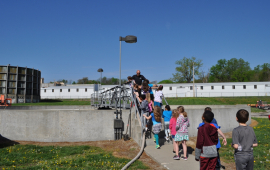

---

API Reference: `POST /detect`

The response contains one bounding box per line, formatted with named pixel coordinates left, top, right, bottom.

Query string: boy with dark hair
left=198, top=109, right=227, bottom=169
left=195, top=111, right=219, bottom=170
left=140, top=94, right=149, bottom=128
left=232, top=109, right=258, bottom=170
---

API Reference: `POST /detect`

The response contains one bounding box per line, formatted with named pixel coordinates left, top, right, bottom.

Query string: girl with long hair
left=174, top=106, right=190, bottom=160
left=143, top=106, right=162, bottom=149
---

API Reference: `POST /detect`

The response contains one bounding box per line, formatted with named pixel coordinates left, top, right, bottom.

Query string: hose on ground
left=121, top=131, right=146, bottom=170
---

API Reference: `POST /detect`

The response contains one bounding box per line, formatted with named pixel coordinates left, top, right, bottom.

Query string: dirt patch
left=16, top=139, right=165, bottom=170
left=249, top=119, right=259, bottom=127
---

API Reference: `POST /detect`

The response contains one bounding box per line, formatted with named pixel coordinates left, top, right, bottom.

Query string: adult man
left=132, top=70, right=147, bottom=86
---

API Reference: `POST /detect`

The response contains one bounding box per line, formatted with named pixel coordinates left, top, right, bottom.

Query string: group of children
left=196, top=108, right=258, bottom=170
left=143, top=104, right=258, bottom=170
left=128, top=77, right=258, bottom=169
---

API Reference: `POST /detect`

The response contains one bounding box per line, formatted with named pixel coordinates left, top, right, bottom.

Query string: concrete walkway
left=144, top=143, right=199, bottom=170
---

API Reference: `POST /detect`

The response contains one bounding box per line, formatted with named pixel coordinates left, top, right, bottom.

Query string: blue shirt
left=198, top=123, right=221, bottom=149
left=162, top=110, right=172, bottom=122
left=202, top=118, right=218, bottom=125
left=148, top=84, right=153, bottom=94
left=151, top=113, right=160, bottom=125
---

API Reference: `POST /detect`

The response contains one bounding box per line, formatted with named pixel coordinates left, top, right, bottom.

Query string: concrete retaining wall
left=0, top=105, right=251, bottom=143
left=0, top=108, right=130, bottom=142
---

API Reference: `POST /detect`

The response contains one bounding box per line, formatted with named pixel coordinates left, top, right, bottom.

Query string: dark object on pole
left=119, top=35, right=137, bottom=43
left=119, top=35, right=137, bottom=86
left=97, top=68, right=103, bottom=84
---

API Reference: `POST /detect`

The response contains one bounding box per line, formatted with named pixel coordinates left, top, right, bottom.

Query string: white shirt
left=154, top=91, right=163, bottom=103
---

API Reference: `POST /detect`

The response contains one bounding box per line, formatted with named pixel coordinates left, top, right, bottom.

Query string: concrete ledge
left=0, top=109, right=130, bottom=142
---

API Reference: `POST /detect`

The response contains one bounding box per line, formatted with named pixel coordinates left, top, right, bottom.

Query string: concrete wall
left=170, top=105, right=251, bottom=137
left=0, top=105, right=250, bottom=143
left=0, top=108, right=130, bottom=142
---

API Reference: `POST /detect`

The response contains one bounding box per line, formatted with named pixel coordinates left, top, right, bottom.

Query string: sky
left=1, top=0, right=270, bottom=83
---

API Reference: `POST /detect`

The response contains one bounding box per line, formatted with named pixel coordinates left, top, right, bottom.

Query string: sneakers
left=173, top=155, right=180, bottom=160
left=156, top=145, right=160, bottom=149
left=181, top=156, right=187, bottom=161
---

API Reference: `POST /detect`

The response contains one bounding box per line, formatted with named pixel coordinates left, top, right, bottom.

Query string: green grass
left=0, top=145, right=148, bottom=170
left=164, top=96, right=270, bottom=105
left=251, top=107, right=267, bottom=113
left=12, top=99, right=91, bottom=106
left=219, top=118, right=270, bottom=170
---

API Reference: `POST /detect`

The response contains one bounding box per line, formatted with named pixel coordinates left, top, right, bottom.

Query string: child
left=195, top=111, right=218, bottom=170
left=146, top=93, right=153, bottom=113
left=133, top=84, right=142, bottom=102
left=144, top=106, right=162, bottom=149
left=198, top=110, right=227, bottom=169
left=203, top=107, right=218, bottom=124
left=162, top=105, right=172, bottom=141
left=232, top=109, right=258, bottom=170
left=169, top=109, right=179, bottom=158
left=175, top=106, right=190, bottom=160
left=154, top=85, right=163, bottom=107
left=139, top=94, right=149, bottom=113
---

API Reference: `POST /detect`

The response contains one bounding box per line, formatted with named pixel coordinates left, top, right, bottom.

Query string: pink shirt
left=169, top=118, right=177, bottom=135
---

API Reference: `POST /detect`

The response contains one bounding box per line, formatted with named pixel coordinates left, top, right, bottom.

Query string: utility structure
left=0, top=64, right=41, bottom=103
left=119, top=35, right=137, bottom=86
left=97, top=68, right=103, bottom=84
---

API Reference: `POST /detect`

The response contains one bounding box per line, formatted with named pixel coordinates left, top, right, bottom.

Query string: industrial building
left=0, top=65, right=41, bottom=103
left=40, top=81, right=270, bottom=99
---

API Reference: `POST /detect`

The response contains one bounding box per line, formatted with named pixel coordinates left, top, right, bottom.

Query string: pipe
left=121, top=131, right=146, bottom=170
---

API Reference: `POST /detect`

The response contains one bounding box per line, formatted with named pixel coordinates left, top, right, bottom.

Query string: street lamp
left=97, top=68, right=103, bottom=84
left=119, top=35, right=137, bottom=86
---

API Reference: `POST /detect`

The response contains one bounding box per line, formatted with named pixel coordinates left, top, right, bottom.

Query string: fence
left=163, top=92, right=270, bottom=98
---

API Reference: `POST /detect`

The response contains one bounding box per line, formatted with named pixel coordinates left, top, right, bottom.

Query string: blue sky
left=1, top=0, right=269, bottom=83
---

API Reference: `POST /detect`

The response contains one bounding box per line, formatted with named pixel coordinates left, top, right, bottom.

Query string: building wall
left=0, top=65, right=41, bottom=103
left=41, top=82, right=270, bottom=99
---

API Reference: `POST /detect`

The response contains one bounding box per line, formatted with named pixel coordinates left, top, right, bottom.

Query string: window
left=60, top=89, right=62, bottom=92
left=211, top=86, right=214, bottom=90
left=169, top=87, right=172, bottom=90
left=200, top=86, right=203, bottom=90
left=44, top=89, right=46, bottom=93
left=68, top=89, right=70, bottom=92
left=77, top=88, right=79, bottom=92
left=85, top=88, right=87, bottom=92
left=254, top=85, right=257, bottom=89
left=222, top=85, right=225, bottom=89
left=232, top=85, right=235, bottom=89
left=190, top=86, right=193, bottom=90
left=243, top=85, right=246, bottom=89
left=52, top=89, right=54, bottom=92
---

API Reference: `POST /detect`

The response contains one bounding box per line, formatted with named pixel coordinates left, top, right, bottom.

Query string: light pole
left=97, top=68, right=103, bottom=84
left=119, top=35, right=137, bottom=86
left=193, top=62, right=195, bottom=97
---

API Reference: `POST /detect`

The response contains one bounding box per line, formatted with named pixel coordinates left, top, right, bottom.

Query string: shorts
left=154, top=101, right=161, bottom=107
left=174, top=133, right=189, bottom=141
left=172, top=135, right=175, bottom=139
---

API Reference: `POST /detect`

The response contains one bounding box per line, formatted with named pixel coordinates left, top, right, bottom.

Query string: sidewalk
left=144, top=143, right=199, bottom=170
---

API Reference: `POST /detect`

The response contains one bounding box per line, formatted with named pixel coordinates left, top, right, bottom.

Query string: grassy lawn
left=251, top=107, right=267, bottom=113
left=12, top=99, right=91, bottom=106
left=0, top=145, right=148, bottom=170
left=219, top=118, right=270, bottom=170
left=164, top=96, right=270, bottom=105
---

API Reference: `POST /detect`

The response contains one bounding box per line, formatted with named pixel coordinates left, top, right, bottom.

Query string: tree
left=158, top=80, right=174, bottom=84
left=172, top=57, right=203, bottom=83
left=72, top=81, right=76, bottom=84
left=77, top=77, right=89, bottom=84
left=209, top=58, right=252, bottom=82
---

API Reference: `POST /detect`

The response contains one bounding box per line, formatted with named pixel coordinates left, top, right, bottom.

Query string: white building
left=40, top=82, right=270, bottom=99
